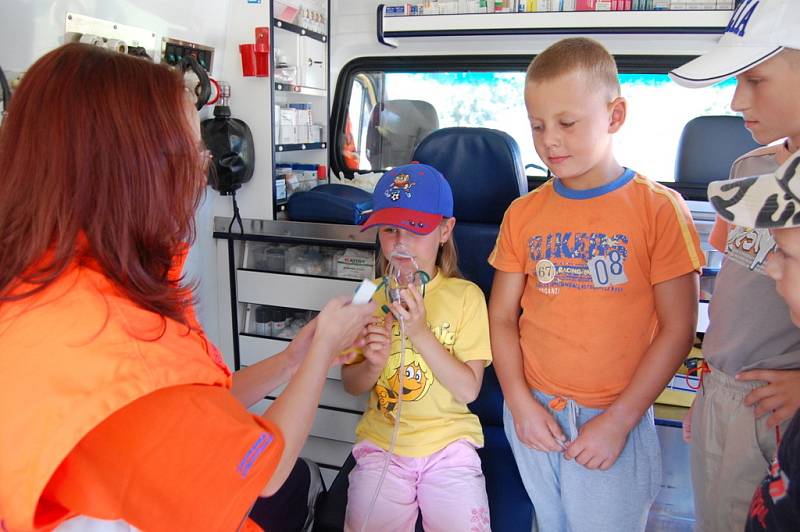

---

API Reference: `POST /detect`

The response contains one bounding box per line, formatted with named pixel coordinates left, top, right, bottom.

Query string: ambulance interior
left=0, top=1, right=759, bottom=530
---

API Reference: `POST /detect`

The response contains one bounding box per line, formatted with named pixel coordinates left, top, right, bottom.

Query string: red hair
left=0, top=43, right=205, bottom=325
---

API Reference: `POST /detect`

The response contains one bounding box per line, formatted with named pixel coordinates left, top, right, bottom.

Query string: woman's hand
left=282, top=318, right=318, bottom=373
left=313, top=296, right=376, bottom=360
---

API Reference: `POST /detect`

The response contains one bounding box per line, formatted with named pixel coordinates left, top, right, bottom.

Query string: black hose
left=178, top=55, right=211, bottom=110
left=0, top=65, right=10, bottom=113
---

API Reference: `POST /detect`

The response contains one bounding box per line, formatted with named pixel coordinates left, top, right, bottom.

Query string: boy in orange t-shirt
left=488, top=37, right=704, bottom=531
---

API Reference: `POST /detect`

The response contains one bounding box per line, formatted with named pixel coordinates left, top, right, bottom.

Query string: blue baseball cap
left=361, top=163, right=453, bottom=235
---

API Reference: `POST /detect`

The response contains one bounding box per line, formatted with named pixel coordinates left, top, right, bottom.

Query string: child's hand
left=738, top=368, right=800, bottom=428
left=388, top=286, right=427, bottom=340
left=511, top=395, right=567, bottom=452
left=564, top=412, right=628, bottom=470
left=362, top=314, right=394, bottom=369
left=682, top=399, right=694, bottom=443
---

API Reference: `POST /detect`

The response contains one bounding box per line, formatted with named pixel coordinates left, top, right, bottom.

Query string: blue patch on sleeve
left=238, top=432, right=274, bottom=477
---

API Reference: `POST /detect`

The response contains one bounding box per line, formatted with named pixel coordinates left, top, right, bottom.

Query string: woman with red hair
left=0, top=43, right=375, bottom=531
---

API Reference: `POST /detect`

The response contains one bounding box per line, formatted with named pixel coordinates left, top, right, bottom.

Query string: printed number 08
left=592, top=251, right=624, bottom=287
left=608, top=250, right=623, bottom=275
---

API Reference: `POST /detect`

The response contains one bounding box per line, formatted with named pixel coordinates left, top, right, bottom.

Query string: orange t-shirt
left=709, top=216, right=728, bottom=252
left=37, top=384, right=283, bottom=532
left=489, top=170, right=704, bottom=407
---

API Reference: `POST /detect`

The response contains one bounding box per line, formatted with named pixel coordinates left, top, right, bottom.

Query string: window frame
left=330, top=54, right=715, bottom=199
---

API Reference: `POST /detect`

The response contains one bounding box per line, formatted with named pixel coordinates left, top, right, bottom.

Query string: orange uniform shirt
left=489, top=170, right=704, bottom=407
left=37, top=385, right=282, bottom=532
left=0, top=241, right=282, bottom=531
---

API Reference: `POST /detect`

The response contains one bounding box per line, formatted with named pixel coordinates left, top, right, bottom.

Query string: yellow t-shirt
left=352, top=272, right=492, bottom=457
left=489, top=170, right=704, bottom=408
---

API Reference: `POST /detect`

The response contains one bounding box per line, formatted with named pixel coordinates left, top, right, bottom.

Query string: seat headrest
left=412, top=127, right=527, bottom=224
left=366, top=100, right=439, bottom=170
left=675, top=115, right=761, bottom=185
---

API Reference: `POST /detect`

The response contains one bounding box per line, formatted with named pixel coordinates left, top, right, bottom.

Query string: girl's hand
left=313, top=296, right=376, bottom=360
left=388, top=286, right=427, bottom=340
left=362, top=314, right=394, bottom=369
left=564, top=412, right=628, bottom=470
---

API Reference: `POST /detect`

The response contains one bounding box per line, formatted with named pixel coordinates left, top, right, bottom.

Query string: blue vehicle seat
left=675, top=115, right=760, bottom=186
left=413, top=127, right=531, bottom=532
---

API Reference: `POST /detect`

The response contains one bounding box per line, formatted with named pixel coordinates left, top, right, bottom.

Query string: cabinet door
left=299, top=37, right=326, bottom=90
left=275, top=31, right=301, bottom=83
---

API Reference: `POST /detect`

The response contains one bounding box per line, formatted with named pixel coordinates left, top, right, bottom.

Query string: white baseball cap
left=707, top=150, right=800, bottom=228
left=670, top=0, right=800, bottom=88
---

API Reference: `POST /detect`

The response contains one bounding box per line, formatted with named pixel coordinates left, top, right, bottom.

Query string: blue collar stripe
left=553, top=168, right=636, bottom=200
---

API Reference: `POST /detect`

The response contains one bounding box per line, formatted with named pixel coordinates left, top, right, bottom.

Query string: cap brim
left=708, top=158, right=800, bottom=229
left=669, top=44, right=783, bottom=88
left=360, top=207, right=442, bottom=235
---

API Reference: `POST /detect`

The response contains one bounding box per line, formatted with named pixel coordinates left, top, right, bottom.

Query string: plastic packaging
left=274, top=51, right=298, bottom=85
left=272, top=308, right=287, bottom=336
left=265, top=246, right=286, bottom=272
left=288, top=255, right=312, bottom=274
left=253, top=244, right=271, bottom=270
left=304, top=247, right=326, bottom=275
left=254, top=306, right=272, bottom=336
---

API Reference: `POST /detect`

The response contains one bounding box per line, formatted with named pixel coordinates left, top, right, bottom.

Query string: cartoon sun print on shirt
left=384, top=173, right=416, bottom=201
left=726, top=226, right=777, bottom=273
left=375, top=347, right=434, bottom=419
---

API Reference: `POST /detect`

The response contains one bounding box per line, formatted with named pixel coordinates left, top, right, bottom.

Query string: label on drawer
left=336, top=249, right=374, bottom=280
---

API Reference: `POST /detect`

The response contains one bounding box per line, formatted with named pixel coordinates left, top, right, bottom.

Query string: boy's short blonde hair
left=781, top=47, right=800, bottom=69
left=526, top=37, right=620, bottom=99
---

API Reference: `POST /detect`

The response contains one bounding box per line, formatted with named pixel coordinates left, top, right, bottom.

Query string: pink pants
left=344, top=439, right=491, bottom=532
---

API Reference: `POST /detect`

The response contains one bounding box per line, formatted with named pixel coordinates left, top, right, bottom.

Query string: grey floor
left=646, top=425, right=695, bottom=532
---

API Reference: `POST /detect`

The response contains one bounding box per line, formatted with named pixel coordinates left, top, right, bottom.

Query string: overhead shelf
left=377, top=6, right=733, bottom=43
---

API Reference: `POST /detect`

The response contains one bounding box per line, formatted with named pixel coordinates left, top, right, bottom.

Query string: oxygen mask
left=384, top=246, right=429, bottom=305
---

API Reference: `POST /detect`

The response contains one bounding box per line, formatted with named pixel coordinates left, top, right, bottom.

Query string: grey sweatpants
left=504, top=390, right=661, bottom=532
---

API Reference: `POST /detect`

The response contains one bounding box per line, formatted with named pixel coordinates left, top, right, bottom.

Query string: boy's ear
left=608, top=97, right=627, bottom=134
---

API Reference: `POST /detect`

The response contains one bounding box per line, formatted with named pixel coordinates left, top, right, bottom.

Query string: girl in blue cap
left=342, top=163, right=492, bottom=532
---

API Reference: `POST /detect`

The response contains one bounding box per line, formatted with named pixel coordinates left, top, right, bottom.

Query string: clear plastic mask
left=384, top=246, right=426, bottom=304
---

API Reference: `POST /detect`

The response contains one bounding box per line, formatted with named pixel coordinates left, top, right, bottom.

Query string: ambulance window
left=617, top=74, right=736, bottom=183
left=333, top=60, right=737, bottom=188
left=343, top=74, right=374, bottom=171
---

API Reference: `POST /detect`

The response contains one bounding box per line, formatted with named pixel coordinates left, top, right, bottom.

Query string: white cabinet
left=271, top=0, right=330, bottom=217
left=299, top=37, right=326, bottom=90
left=216, top=217, right=376, bottom=483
